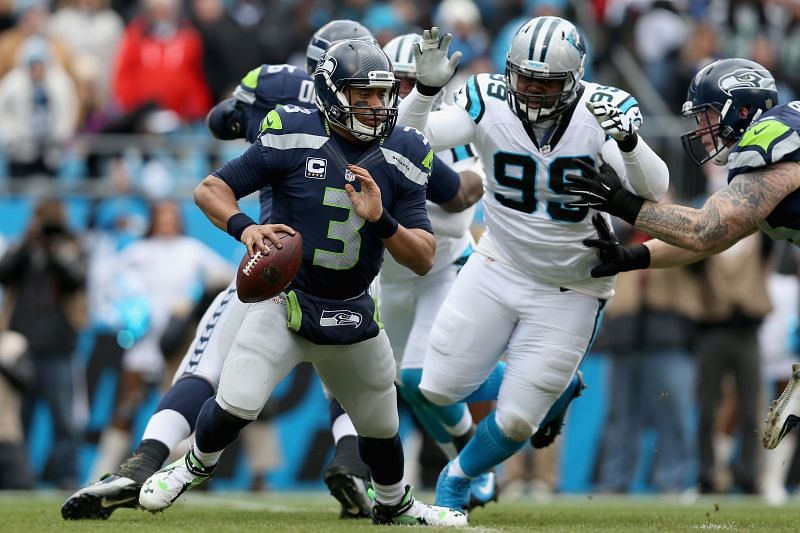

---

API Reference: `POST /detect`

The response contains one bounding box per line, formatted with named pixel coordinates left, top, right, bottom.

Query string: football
left=236, top=230, right=303, bottom=303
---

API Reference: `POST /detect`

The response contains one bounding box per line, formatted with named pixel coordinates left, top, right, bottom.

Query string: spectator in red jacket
left=111, top=0, right=212, bottom=124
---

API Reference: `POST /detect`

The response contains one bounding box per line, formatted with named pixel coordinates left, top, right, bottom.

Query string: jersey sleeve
left=211, top=109, right=288, bottom=198
left=728, top=111, right=800, bottom=181
left=384, top=131, right=434, bottom=233
left=426, top=155, right=461, bottom=204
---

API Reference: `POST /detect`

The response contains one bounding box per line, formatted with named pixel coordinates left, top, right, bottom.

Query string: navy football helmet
left=681, top=58, right=779, bottom=166
left=306, top=20, right=376, bottom=75
left=314, top=40, right=400, bottom=142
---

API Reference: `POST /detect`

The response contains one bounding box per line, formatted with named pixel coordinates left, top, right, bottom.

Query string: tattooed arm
left=634, top=161, right=800, bottom=252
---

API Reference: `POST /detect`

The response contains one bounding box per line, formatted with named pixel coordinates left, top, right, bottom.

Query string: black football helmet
left=681, top=58, right=779, bottom=166
left=306, top=20, right=376, bottom=75
left=314, top=40, right=400, bottom=142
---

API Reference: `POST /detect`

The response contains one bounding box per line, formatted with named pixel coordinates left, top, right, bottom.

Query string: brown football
left=235, top=230, right=303, bottom=303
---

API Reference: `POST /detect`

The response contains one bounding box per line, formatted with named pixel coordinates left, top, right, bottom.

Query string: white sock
left=446, top=409, right=473, bottom=436
left=448, top=457, right=470, bottom=479
left=372, top=480, right=406, bottom=505
left=141, top=409, right=192, bottom=452
left=191, top=441, right=222, bottom=467
left=332, top=413, right=358, bottom=445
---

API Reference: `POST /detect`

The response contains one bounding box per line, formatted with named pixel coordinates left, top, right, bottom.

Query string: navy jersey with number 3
left=213, top=106, right=434, bottom=299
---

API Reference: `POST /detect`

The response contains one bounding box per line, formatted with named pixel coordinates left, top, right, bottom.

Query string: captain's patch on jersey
left=305, top=157, right=327, bottom=179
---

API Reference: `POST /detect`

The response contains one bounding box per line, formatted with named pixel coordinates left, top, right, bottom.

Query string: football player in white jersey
left=397, top=18, right=669, bottom=515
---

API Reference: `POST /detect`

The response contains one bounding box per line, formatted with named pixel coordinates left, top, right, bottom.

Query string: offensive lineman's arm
left=635, top=162, right=800, bottom=252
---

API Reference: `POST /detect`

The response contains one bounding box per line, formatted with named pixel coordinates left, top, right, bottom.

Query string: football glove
left=564, top=158, right=644, bottom=225
left=413, top=27, right=462, bottom=96
left=586, top=101, right=639, bottom=143
left=584, top=214, right=651, bottom=277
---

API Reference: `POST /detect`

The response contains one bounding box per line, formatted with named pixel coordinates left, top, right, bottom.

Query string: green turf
left=2, top=491, right=800, bottom=532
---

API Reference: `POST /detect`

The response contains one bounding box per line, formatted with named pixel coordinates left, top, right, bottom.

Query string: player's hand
left=564, top=158, right=644, bottom=225
left=241, top=223, right=296, bottom=257
left=413, top=27, right=462, bottom=95
left=584, top=214, right=650, bottom=277
left=586, top=101, right=639, bottom=142
left=345, top=164, right=384, bottom=222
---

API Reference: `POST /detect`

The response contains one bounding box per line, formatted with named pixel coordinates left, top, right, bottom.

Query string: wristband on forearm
left=626, top=243, right=651, bottom=271
left=415, top=81, right=441, bottom=97
left=616, top=132, right=638, bottom=152
left=368, top=210, right=399, bottom=239
left=226, top=212, right=256, bottom=241
left=610, top=191, right=645, bottom=226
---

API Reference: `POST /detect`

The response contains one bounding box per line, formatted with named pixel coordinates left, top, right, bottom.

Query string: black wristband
left=609, top=190, right=645, bottom=226
left=415, top=81, right=441, bottom=97
left=616, top=132, right=638, bottom=152
left=367, top=210, right=399, bottom=239
left=226, top=212, right=256, bottom=241
left=627, top=243, right=651, bottom=271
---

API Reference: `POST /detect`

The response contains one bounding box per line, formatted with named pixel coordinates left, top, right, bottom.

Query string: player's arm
left=195, top=143, right=294, bottom=256
left=345, top=164, right=435, bottom=276
left=426, top=155, right=483, bottom=212
left=587, top=94, right=668, bottom=201
left=398, top=91, right=477, bottom=152
left=635, top=162, right=800, bottom=252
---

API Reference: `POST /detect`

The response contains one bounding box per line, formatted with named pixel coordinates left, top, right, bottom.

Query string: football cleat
left=435, top=461, right=471, bottom=514
left=530, top=370, right=586, bottom=449
left=763, top=363, right=800, bottom=450
left=323, top=436, right=372, bottom=519
left=139, top=449, right=215, bottom=511
left=61, top=473, right=140, bottom=520
left=372, top=485, right=467, bottom=527
left=468, top=470, right=498, bottom=510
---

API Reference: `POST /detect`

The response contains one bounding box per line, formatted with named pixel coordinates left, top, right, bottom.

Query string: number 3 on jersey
left=493, top=153, right=593, bottom=222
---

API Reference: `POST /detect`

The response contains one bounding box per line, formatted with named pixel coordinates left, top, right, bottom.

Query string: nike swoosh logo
left=753, top=126, right=767, bottom=136
left=100, top=496, right=137, bottom=508
left=471, top=473, right=495, bottom=497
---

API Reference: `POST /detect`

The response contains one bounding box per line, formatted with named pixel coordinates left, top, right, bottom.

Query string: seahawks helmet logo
left=718, top=68, right=776, bottom=95
left=316, top=56, right=337, bottom=78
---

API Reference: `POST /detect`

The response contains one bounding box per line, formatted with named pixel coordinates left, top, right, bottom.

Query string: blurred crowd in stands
left=2, top=0, right=800, bottom=506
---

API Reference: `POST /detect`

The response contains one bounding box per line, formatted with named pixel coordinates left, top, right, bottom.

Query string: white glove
left=586, top=101, right=640, bottom=142
left=412, top=27, right=462, bottom=94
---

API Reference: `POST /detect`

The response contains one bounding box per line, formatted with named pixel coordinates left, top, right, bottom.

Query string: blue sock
left=462, top=362, right=506, bottom=402
left=540, top=373, right=581, bottom=427
left=397, top=377, right=452, bottom=444
left=155, top=375, right=214, bottom=432
left=459, top=410, right=526, bottom=477
left=399, top=368, right=467, bottom=429
left=194, top=398, right=250, bottom=453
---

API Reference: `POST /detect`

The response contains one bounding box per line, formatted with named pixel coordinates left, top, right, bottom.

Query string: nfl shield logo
left=344, top=169, right=356, bottom=182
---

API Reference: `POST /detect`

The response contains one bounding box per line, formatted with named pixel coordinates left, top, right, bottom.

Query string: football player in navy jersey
left=60, top=20, right=380, bottom=521
left=559, top=58, right=800, bottom=453
left=137, top=40, right=467, bottom=527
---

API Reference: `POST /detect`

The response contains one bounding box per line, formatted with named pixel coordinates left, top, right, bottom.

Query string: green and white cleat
left=139, top=449, right=215, bottom=511
left=764, top=363, right=800, bottom=450
left=371, top=485, right=467, bottom=527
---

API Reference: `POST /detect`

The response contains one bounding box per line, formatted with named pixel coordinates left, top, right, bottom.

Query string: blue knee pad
left=398, top=368, right=466, bottom=442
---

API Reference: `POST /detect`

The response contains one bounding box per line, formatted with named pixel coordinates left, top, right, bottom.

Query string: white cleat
left=139, top=450, right=215, bottom=511
left=763, top=363, right=800, bottom=450
left=371, top=485, right=468, bottom=527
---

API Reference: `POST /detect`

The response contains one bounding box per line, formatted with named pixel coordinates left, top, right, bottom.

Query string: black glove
left=564, top=158, right=645, bottom=225
left=584, top=213, right=651, bottom=277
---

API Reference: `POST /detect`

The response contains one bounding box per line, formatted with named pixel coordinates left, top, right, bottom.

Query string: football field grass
left=2, top=491, right=800, bottom=532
